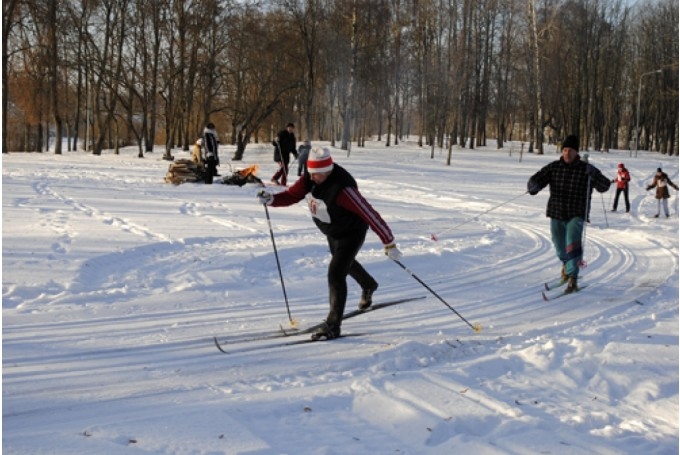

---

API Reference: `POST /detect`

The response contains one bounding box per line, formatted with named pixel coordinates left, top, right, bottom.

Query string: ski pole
left=600, top=192, right=609, bottom=228
left=579, top=176, right=592, bottom=268
left=263, top=204, right=297, bottom=327
left=391, top=259, right=481, bottom=333
left=431, top=191, right=528, bottom=241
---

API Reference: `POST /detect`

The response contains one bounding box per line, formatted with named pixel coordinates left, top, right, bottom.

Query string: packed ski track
left=3, top=142, right=678, bottom=455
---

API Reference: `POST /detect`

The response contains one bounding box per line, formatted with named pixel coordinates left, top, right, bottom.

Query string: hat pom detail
left=307, top=147, right=334, bottom=174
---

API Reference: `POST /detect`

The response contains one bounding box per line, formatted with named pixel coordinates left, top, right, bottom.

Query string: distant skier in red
left=611, top=163, right=631, bottom=213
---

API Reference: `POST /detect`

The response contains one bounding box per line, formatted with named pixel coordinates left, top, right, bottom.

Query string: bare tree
left=2, top=0, right=20, bottom=153
left=227, top=4, right=302, bottom=160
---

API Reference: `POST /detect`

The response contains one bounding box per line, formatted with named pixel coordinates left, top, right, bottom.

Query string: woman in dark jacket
left=646, top=168, right=678, bottom=218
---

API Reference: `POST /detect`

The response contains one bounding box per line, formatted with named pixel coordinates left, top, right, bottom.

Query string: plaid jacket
left=528, top=157, right=610, bottom=221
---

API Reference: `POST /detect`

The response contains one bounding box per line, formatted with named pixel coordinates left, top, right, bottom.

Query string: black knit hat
left=562, top=135, right=579, bottom=151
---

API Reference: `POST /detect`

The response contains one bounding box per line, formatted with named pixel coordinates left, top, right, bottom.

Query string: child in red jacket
left=611, top=163, right=631, bottom=212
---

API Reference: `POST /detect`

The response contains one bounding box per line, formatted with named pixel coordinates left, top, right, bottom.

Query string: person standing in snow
left=646, top=167, right=678, bottom=218
left=257, top=147, right=403, bottom=340
left=527, top=135, right=611, bottom=294
left=191, top=138, right=203, bottom=167
left=202, top=123, right=220, bottom=184
left=270, top=123, right=297, bottom=186
left=611, top=163, right=631, bottom=213
left=296, top=140, right=311, bottom=176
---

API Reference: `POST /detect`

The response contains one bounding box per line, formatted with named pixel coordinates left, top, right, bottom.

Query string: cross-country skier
left=527, top=135, right=611, bottom=294
left=257, top=147, right=402, bottom=340
left=646, top=167, right=678, bottom=218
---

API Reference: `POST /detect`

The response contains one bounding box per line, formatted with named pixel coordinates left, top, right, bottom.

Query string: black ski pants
left=325, top=230, right=378, bottom=331
left=612, top=186, right=630, bottom=212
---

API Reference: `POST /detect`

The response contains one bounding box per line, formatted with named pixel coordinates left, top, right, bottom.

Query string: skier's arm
left=336, top=188, right=395, bottom=245
left=646, top=176, right=658, bottom=191
left=589, top=166, right=611, bottom=193
left=527, top=164, right=552, bottom=194
left=269, top=176, right=309, bottom=207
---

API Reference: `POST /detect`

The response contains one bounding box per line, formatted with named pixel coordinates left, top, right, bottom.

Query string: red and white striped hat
left=307, top=147, right=334, bottom=174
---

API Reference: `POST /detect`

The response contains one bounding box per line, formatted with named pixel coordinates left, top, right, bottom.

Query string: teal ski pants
left=550, top=217, right=584, bottom=278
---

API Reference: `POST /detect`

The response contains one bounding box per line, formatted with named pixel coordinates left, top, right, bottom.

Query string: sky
left=2, top=139, right=678, bottom=454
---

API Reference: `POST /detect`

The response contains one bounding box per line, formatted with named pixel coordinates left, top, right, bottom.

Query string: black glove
left=527, top=181, right=541, bottom=195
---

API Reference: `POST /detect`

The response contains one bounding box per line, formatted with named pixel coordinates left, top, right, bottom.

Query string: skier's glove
left=527, top=181, right=541, bottom=195
left=257, top=190, right=273, bottom=205
left=384, top=243, right=403, bottom=261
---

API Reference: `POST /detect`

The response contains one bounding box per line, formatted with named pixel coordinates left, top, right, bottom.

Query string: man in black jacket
left=270, top=123, right=297, bottom=186
left=527, top=135, right=610, bottom=293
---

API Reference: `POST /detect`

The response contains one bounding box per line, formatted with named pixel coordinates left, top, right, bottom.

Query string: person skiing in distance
left=270, top=123, right=297, bottom=186
left=296, top=140, right=311, bottom=176
left=257, top=147, right=402, bottom=340
left=202, top=123, right=219, bottom=184
left=611, top=163, right=631, bottom=213
left=646, top=167, right=678, bottom=218
left=527, top=135, right=611, bottom=294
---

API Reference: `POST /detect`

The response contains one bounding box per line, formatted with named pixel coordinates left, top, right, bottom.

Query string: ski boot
left=311, top=322, right=341, bottom=341
left=564, top=276, right=579, bottom=294
left=359, top=284, right=378, bottom=310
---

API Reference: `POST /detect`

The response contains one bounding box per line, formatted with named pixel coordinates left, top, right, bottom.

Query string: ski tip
left=542, top=292, right=549, bottom=302
left=213, top=336, right=229, bottom=354
left=544, top=283, right=550, bottom=291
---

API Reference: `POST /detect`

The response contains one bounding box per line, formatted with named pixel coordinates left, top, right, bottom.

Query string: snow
left=2, top=140, right=678, bottom=455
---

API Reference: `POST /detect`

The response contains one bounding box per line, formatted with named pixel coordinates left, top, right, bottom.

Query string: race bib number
left=307, top=195, right=331, bottom=223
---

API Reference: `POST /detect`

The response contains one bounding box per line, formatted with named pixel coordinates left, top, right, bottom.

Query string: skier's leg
left=612, top=189, right=620, bottom=210
left=564, top=217, right=585, bottom=278
left=325, top=237, right=364, bottom=334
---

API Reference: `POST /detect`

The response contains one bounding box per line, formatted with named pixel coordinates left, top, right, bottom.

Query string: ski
left=214, top=333, right=365, bottom=355
left=542, top=284, right=589, bottom=301
left=280, top=295, right=426, bottom=336
left=214, top=295, right=425, bottom=350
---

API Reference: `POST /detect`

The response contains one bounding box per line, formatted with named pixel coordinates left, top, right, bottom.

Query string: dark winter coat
left=306, top=165, right=367, bottom=239
left=528, top=156, right=611, bottom=221
left=202, top=128, right=219, bottom=161
left=269, top=164, right=395, bottom=244
left=646, top=171, right=678, bottom=199
left=272, top=129, right=297, bottom=164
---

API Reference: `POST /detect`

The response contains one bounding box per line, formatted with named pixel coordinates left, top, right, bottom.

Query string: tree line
left=3, top=0, right=678, bottom=159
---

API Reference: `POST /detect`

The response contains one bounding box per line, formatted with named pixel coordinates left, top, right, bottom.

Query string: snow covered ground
left=2, top=140, right=678, bottom=455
